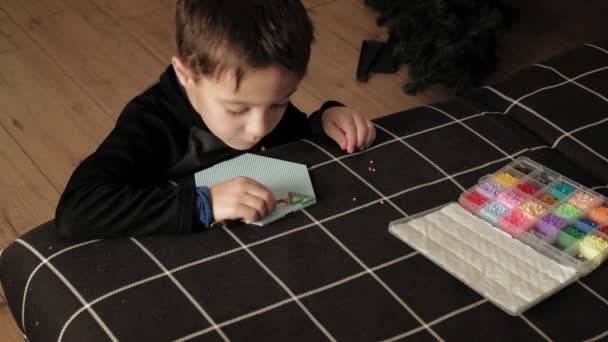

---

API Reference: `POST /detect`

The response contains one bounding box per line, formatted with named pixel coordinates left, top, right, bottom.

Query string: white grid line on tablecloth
left=302, top=209, right=444, bottom=341
left=18, top=240, right=100, bottom=336
left=302, top=139, right=444, bottom=341
left=374, top=123, right=467, bottom=192
left=585, top=329, right=608, bottom=342
left=495, top=65, right=608, bottom=118
left=57, top=245, right=246, bottom=338
left=587, top=43, right=608, bottom=55
left=173, top=252, right=419, bottom=340
left=425, top=104, right=513, bottom=159
left=385, top=298, right=553, bottom=342
left=37, top=146, right=547, bottom=335
left=58, top=272, right=169, bottom=340
left=172, top=298, right=296, bottom=341
left=534, top=64, right=608, bottom=103
left=518, top=314, right=552, bottom=341
left=551, top=117, right=608, bottom=148
left=130, top=238, right=229, bottom=341
left=383, top=299, right=488, bottom=341
left=577, top=280, right=608, bottom=306
left=483, top=86, right=608, bottom=165
left=220, top=225, right=336, bottom=341
left=14, top=240, right=118, bottom=342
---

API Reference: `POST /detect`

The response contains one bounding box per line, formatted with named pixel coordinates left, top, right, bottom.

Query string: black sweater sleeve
left=55, top=100, right=196, bottom=240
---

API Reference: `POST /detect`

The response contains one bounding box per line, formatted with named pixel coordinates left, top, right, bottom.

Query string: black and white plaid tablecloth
left=2, top=42, right=608, bottom=341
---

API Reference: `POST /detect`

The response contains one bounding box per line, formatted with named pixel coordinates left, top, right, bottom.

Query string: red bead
left=465, top=191, right=489, bottom=206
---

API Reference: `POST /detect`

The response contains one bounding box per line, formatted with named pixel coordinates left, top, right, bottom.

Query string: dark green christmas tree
left=365, top=0, right=517, bottom=94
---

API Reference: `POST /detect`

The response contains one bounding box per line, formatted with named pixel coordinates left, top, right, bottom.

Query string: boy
left=55, top=0, right=376, bottom=239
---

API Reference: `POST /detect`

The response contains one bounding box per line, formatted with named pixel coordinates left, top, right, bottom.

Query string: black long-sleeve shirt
left=55, top=66, right=338, bottom=240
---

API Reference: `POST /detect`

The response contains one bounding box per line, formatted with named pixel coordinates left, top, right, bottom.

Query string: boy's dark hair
left=176, top=0, right=314, bottom=87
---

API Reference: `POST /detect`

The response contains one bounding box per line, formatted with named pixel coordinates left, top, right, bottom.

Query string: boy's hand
left=321, top=107, right=376, bottom=154
left=209, top=177, right=277, bottom=224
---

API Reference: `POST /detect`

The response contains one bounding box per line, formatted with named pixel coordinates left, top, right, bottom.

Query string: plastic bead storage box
left=389, top=157, right=608, bottom=316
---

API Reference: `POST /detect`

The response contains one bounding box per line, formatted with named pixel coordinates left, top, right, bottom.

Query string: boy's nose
left=246, top=110, right=269, bottom=139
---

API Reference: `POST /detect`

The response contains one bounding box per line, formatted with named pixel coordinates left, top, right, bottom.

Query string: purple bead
left=537, top=214, right=568, bottom=236
left=477, top=182, right=502, bottom=198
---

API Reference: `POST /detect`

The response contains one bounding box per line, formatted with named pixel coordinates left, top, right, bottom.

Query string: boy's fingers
left=243, top=180, right=276, bottom=213
left=365, top=122, right=376, bottom=148
left=239, top=205, right=260, bottom=224
left=240, top=193, right=267, bottom=220
left=352, top=114, right=368, bottom=150
left=340, top=116, right=357, bottom=153
left=324, top=121, right=347, bottom=150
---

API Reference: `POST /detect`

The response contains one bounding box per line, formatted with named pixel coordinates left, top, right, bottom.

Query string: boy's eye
left=226, top=107, right=248, bottom=114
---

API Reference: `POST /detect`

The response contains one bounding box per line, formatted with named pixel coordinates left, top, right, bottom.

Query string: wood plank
left=118, top=4, right=174, bottom=63
left=0, top=0, right=166, bottom=118
left=92, top=0, right=173, bottom=20
left=0, top=123, right=57, bottom=236
left=292, top=87, right=324, bottom=115
left=0, top=214, right=19, bottom=251
left=304, top=9, right=446, bottom=119
left=0, top=297, right=23, bottom=342
left=0, top=16, right=115, bottom=192
left=309, top=0, right=389, bottom=49
left=308, top=0, right=448, bottom=117
left=0, top=280, right=5, bottom=302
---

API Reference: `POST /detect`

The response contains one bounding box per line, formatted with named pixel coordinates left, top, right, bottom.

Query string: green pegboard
left=194, top=153, right=316, bottom=226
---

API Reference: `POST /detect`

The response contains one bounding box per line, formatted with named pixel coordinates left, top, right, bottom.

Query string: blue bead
left=574, top=219, right=598, bottom=233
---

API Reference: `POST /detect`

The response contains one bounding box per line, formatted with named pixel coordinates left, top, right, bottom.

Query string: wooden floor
left=0, top=0, right=607, bottom=339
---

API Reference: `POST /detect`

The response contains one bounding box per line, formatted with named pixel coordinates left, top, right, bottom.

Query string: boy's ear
left=171, top=56, right=193, bottom=86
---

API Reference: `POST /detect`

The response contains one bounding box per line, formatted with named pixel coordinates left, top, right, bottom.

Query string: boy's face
left=173, top=58, right=301, bottom=150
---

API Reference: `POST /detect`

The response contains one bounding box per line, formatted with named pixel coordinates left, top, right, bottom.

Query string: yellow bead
left=579, top=235, right=608, bottom=261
